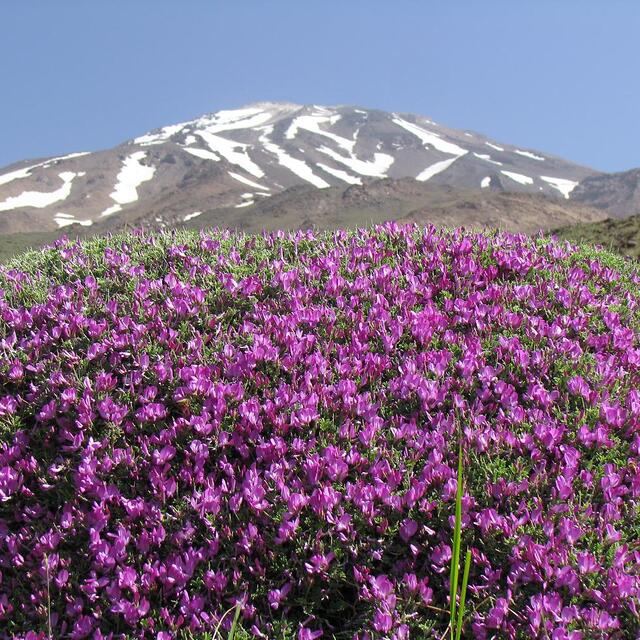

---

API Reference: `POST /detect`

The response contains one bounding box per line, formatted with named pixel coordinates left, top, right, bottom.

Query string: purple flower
left=399, top=519, right=418, bottom=542
left=152, top=445, right=177, bottom=466
left=600, top=402, right=626, bottom=428
left=268, top=582, right=292, bottom=610
left=0, top=466, right=21, bottom=502
left=298, top=627, right=323, bottom=639
left=70, top=615, right=94, bottom=639
left=1, top=225, right=639, bottom=637
left=97, top=397, right=128, bottom=425
left=486, top=597, right=509, bottom=629
left=373, top=610, right=393, bottom=633
left=135, top=402, right=167, bottom=423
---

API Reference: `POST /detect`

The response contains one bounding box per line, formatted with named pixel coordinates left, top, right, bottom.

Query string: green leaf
left=455, top=549, right=472, bottom=640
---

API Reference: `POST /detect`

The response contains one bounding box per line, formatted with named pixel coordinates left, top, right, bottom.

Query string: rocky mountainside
left=0, top=102, right=603, bottom=235
left=0, top=178, right=609, bottom=263
left=571, top=168, right=640, bottom=218
left=177, top=178, right=607, bottom=236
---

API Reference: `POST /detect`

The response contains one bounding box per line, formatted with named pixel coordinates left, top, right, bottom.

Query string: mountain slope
left=178, top=178, right=607, bottom=236
left=570, top=168, right=640, bottom=217
left=0, top=102, right=600, bottom=234
left=554, top=213, right=640, bottom=259
left=0, top=178, right=608, bottom=263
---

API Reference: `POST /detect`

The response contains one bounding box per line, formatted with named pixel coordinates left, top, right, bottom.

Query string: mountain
left=0, top=102, right=604, bottom=236
left=570, top=168, right=640, bottom=218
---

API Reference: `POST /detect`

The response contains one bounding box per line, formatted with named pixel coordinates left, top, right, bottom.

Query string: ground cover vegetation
left=554, top=215, right=640, bottom=261
left=0, top=223, right=639, bottom=638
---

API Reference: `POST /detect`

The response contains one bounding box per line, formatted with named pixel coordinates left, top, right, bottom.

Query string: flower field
left=0, top=223, right=639, bottom=639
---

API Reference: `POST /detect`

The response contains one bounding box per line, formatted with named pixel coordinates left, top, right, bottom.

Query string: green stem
left=449, top=439, right=464, bottom=639
left=455, top=549, right=472, bottom=640
left=228, top=602, right=242, bottom=640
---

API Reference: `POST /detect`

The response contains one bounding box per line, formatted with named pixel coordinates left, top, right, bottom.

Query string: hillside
left=177, top=178, right=607, bottom=237
left=555, top=214, right=640, bottom=259
left=1, top=225, right=639, bottom=638
left=571, top=168, right=640, bottom=218
left=0, top=176, right=609, bottom=262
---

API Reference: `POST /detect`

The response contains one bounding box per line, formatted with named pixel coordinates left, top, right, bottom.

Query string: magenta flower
left=135, top=402, right=167, bottom=423
left=399, top=518, right=418, bottom=542
left=1, top=224, right=639, bottom=637
left=372, top=610, right=393, bottom=632
left=70, top=615, right=94, bottom=639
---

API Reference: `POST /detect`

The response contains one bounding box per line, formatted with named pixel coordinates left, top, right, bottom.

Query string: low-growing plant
left=0, top=223, right=639, bottom=638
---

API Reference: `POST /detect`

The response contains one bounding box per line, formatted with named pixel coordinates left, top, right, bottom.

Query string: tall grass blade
left=228, top=602, right=242, bottom=640
left=212, top=602, right=241, bottom=639
left=449, top=439, right=464, bottom=639
left=454, top=549, right=472, bottom=640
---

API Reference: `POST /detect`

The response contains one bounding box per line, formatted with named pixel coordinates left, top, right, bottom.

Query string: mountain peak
left=0, top=102, right=605, bottom=236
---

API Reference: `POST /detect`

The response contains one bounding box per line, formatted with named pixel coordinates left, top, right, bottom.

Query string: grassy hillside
left=1, top=225, right=639, bottom=638
left=0, top=179, right=607, bottom=262
left=0, top=229, right=69, bottom=263
left=554, top=214, right=640, bottom=260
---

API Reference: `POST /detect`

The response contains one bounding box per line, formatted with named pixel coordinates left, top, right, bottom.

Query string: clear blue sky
left=1, top=0, right=638, bottom=172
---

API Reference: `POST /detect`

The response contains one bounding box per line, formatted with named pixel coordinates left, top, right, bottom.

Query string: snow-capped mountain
left=0, top=102, right=603, bottom=235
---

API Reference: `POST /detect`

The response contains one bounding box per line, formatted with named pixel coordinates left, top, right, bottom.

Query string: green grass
left=554, top=214, right=640, bottom=260
left=3, top=209, right=640, bottom=266
left=0, top=229, right=71, bottom=262
left=449, top=439, right=472, bottom=640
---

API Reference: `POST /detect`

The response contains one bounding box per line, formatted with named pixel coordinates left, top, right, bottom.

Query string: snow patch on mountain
left=473, top=153, right=503, bottom=166
left=481, top=176, right=491, bottom=188
left=258, top=127, right=330, bottom=188
left=286, top=113, right=354, bottom=153
left=196, top=108, right=273, bottom=133
left=317, top=145, right=394, bottom=179
left=101, top=204, right=122, bottom=217
left=183, top=147, right=221, bottom=162
left=316, top=163, right=362, bottom=185
left=108, top=151, right=156, bottom=206
left=501, top=170, right=534, bottom=186
left=0, top=165, right=38, bottom=187
left=515, top=149, right=545, bottom=161
left=54, top=212, right=93, bottom=228
left=416, top=157, right=460, bottom=182
left=235, top=192, right=258, bottom=208
left=0, top=171, right=81, bottom=211
left=228, top=172, right=271, bottom=191
left=135, top=123, right=187, bottom=146
left=540, top=176, right=579, bottom=198
left=392, top=117, right=468, bottom=156
left=0, top=152, right=90, bottom=186
left=196, top=131, right=263, bottom=177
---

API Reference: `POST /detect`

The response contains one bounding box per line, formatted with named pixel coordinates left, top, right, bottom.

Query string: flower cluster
left=0, top=224, right=639, bottom=639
